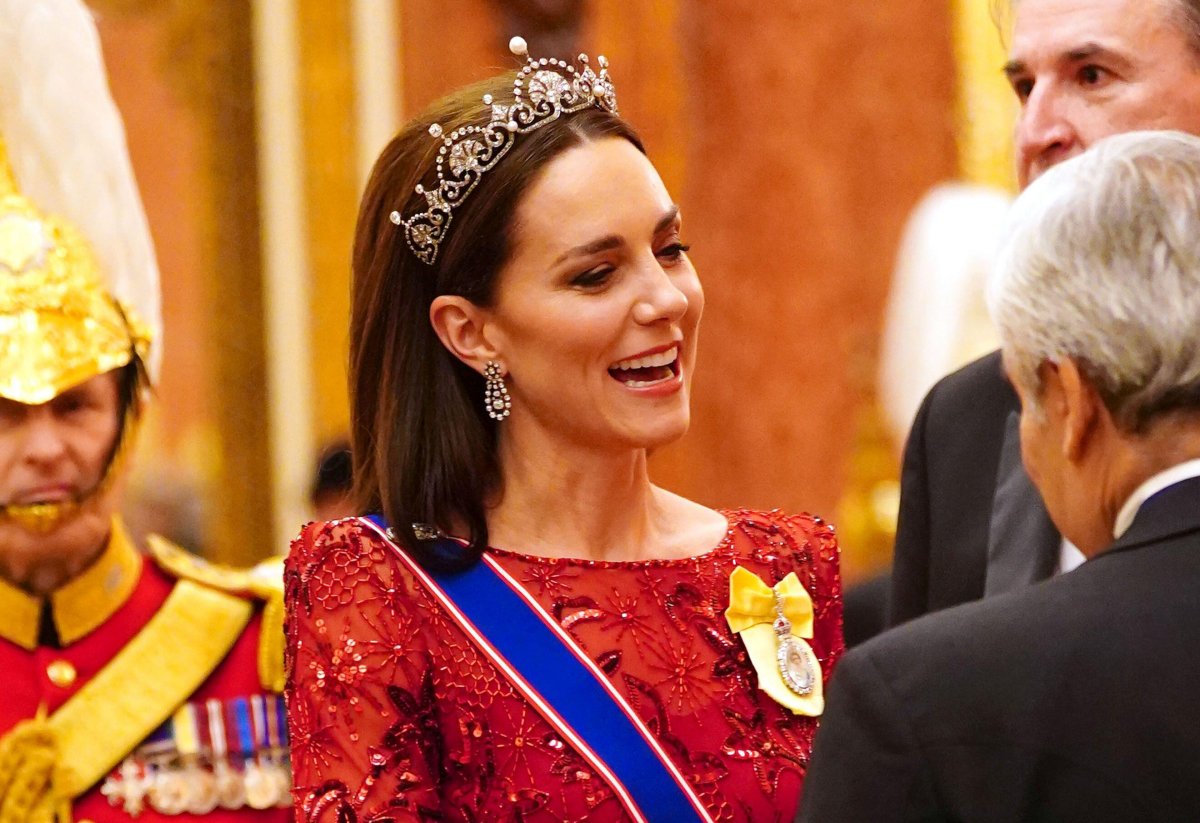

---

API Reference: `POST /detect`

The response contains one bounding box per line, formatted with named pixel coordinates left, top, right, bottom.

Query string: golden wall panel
left=399, top=0, right=506, bottom=114
left=191, top=2, right=274, bottom=565
left=299, top=0, right=359, bottom=445
left=644, top=1, right=959, bottom=545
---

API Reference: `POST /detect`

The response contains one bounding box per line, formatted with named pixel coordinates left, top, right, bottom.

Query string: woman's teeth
left=611, top=347, right=678, bottom=371
left=609, top=346, right=680, bottom=386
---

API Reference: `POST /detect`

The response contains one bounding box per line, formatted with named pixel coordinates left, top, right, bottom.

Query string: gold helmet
left=0, top=146, right=151, bottom=405
left=0, top=0, right=161, bottom=532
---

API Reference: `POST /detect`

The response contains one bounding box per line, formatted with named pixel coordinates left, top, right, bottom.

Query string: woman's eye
left=657, top=242, right=691, bottom=263
left=570, top=266, right=614, bottom=288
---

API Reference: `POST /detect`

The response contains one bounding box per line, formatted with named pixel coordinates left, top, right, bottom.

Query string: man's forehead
left=1010, top=0, right=1175, bottom=54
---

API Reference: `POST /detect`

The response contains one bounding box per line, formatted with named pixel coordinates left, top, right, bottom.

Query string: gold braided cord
left=49, top=581, right=253, bottom=797
left=0, top=715, right=69, bottom=823
left=952, top=0, right=1018, bottom=189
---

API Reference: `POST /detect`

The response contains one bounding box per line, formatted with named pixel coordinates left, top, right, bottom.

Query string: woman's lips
left=608, top=344, right=681, bottom=388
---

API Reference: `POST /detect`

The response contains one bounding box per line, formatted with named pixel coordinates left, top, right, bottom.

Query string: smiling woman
left=284, top=38, right=844, bottom=823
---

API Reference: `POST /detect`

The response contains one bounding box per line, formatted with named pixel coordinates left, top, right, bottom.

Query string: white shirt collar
left=1113, top=458, right=1200, bottom=539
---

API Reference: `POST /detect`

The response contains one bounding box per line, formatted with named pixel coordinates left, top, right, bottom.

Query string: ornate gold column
left=953, top=0, right=1017, bottom=188
left=297, top=0, right=359, bottom=446
left=194, top=1, right=274, bottom=565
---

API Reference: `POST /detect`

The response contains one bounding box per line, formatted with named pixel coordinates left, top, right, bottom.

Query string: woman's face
left=485, top=136, right=703, bottom=453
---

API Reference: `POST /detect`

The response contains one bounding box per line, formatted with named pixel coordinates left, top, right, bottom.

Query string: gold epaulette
left=146, top=536, right=286, bottom=693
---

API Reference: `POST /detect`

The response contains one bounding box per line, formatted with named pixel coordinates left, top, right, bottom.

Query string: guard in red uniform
left=0, top=0, right=289, bottom=819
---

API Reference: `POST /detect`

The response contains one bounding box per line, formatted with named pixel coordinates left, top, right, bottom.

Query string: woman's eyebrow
left=551, top=205, right=681, bottom=266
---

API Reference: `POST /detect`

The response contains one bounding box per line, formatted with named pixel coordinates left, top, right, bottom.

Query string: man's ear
left=429, top=295, right=501, bottom=374
left=1053, top=357, right=1102, bottom=462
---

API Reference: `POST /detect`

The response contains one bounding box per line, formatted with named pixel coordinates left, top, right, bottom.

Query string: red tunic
left=0, top=538, right=290, bottom=822
left=285, top=509, right=844, bottom=822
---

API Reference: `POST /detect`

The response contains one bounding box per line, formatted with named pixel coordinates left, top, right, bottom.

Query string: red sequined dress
left=284, top=508, right=843, bottom=822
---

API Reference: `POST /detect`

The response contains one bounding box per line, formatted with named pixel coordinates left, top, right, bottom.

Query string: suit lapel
left=984, top=411, right=1060, bottom=596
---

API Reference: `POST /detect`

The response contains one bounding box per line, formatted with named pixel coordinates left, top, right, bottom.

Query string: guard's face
left=1007, top=0, right=1200, bottom=188
left=484, top=136, right=703, bottom=454
left=0, top=371, right=122, bottom=560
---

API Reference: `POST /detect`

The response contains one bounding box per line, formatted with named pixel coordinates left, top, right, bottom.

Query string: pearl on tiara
left=393, top=37, right=619, bottom=265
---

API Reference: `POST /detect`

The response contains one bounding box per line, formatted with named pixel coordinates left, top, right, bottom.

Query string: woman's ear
left=429, top=295, right=501, bottom=373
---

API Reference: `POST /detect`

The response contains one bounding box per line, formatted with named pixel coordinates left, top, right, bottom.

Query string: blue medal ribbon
left=270, top=695, right=289, bottom=747
left=231, top=697, right=255, bottom=761
left=367, top=515, right=708, bottom=823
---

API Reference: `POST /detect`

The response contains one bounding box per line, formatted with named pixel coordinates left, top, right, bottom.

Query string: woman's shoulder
left=721, top=508, right=844, bottom=662
left=718, top=508, right=841, bottom=589
left=288, top=516, right=388, bottom=567
left=285, top=516, right=434, bottom=609
left=721, top=507, right=839, bottom=548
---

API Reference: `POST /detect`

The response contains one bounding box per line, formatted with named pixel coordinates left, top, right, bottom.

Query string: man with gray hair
left=798, top=130, right=1200, bottom=822
left=890, top=0, right=1200, bottom=627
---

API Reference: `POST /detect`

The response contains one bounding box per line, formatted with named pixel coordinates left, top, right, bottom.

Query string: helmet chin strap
left=0, top=400, right=140, bottom=535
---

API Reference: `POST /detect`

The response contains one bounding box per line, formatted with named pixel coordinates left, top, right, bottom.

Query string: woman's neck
left=488, top=431, right=663, bottom=561
left=487, top=429, right=720, bottom=563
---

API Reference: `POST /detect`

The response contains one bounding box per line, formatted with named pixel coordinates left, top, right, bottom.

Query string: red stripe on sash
left=482, top=553, right=714, bottom=821
left=360, top=517, right=653, bottom=823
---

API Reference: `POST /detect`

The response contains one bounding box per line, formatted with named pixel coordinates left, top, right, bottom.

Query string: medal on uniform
left=101, top=757, right=151, bottom=817
left=143, top=710, right=187, bottom=815
left=724, top=567, right=825, bottom=716
left=772, top=590, right=817, bottom=696
left=148, top=761, right=189, bottom=816
left=234, top=696, right=278, bottom=809
left=264, top=693, right=293, bottom=806
left=206, top=698, right=246, bottom=809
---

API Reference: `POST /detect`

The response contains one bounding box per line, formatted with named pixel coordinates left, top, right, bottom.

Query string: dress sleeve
left=285, top=520, right=442, bottom=822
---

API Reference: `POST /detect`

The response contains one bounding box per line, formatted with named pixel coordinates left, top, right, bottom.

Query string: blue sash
left=364, top=515, right=709, bottom=823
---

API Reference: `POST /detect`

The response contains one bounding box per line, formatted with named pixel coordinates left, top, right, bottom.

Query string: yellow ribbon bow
left=724, top=567, right=824, bottom=716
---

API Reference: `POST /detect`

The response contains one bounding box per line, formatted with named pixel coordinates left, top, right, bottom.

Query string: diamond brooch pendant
left=773, top=597, right=816, bottom=697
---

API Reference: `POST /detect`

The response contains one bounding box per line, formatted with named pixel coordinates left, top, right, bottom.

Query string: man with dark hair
left=310, top=439, right=355, bottom=521
left=889, top=0, right=1200, bottom=626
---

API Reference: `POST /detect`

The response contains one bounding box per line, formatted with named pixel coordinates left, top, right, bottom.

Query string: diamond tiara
left=389, top=36, right=619, bottom=266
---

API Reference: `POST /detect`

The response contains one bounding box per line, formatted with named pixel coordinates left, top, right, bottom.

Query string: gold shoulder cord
left=0, top=580, right=253, bottom=822
left=146, top=536, right=286, bottom=692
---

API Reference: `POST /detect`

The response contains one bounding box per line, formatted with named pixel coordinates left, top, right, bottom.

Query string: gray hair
left=988, top=130, right=1200, bottom=431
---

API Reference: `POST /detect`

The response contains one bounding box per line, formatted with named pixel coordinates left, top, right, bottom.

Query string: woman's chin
left=622, top=411, right=691, bottom=453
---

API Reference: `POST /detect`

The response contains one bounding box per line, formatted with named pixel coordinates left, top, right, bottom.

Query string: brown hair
left=350, top=70, right=644, bottom=569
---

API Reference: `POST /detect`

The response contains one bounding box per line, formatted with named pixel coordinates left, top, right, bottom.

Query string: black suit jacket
left=888, top=350, right=1060, bottom=626
left=798, top=476, right=1200, bottom=823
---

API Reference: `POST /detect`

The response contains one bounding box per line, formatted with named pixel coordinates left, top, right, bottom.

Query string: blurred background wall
left=88, top=0, right=1013, bottom=585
